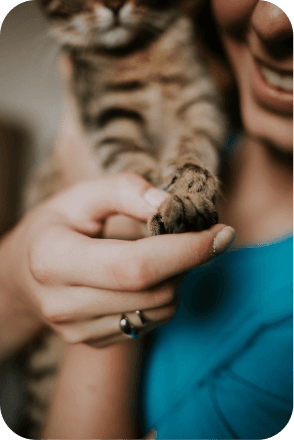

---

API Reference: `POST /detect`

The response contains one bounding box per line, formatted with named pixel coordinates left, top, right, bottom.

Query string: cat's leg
left=149, top=156, right=219, bottom=235
left=91, top=121, right=160, bottom=185
left=148, top=98, right=227, bottom=235
left=90, top=126, right=161, bottom=239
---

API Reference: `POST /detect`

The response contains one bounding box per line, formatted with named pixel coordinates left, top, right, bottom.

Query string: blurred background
left=0, top=0, right=63, bottom=167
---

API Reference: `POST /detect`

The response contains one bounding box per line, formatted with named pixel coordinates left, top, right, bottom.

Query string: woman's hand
left=0, top=172, right=235, bottom=348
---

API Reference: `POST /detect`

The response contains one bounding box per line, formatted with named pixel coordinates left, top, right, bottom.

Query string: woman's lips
left=250, top=56, right=293, bottom=115
left=260, top=64, right=293, bottom=92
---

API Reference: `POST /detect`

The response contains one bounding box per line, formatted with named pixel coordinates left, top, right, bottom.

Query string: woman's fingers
left=38, top=280, right=178, bottom=324
left=49, top=173, right=169, bottom=234
left=49, top=297, right=178, bottom=346
left=30, top=223, right=233, bottom=291
left=84, top=316, right=172, bottom=349
left=51, top=314, right=124, bottom=344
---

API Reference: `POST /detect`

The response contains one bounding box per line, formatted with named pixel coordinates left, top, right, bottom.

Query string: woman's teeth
left=260, top=65, right=293, bottom=92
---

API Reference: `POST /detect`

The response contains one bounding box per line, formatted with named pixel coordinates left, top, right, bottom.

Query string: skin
left=42, top=1, right=293, bottom=439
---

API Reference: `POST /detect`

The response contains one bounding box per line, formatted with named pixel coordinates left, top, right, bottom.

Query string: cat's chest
left=74, top=18, right=200, bottom=112
left=75, top=42, right=200, bottom=133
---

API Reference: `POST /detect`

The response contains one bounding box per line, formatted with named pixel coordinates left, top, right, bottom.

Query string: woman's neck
left=218, top=135, right=293, bottom=245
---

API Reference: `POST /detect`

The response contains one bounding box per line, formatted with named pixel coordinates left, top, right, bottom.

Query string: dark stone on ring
left=120, top=317, right=133, bottom=335
left=120, top=315, right=139, bottom=339
left=120, top=311, right=148, bottom=339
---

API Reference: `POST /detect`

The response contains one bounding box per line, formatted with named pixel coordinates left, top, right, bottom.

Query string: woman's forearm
left=0, top=287, right=43, bottom=362
left=42, top=339, right=142, bottom=439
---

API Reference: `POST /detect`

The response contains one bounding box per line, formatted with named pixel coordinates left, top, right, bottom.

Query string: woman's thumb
left=51, top=173, right=169, bottom=234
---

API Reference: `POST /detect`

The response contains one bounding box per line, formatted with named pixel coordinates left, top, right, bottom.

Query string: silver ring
left=135, top=310, right=147, bottom=326
left=120, top=310, right=147, bottom=339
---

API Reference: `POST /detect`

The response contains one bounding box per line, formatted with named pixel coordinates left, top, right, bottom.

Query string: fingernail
left=213, top=226, right=236, bottom=255
left=144, top=188, right=169, bottom=209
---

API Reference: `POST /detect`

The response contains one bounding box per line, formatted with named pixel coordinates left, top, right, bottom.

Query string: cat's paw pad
left=148, top=163, right=219, bottom=235
left=148, top=193, right=218, bottom=235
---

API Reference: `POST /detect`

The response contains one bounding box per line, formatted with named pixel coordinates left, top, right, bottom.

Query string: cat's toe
left=148, top=213, right=166, bottom=236
left=170, top=221, right=186, bottom=234
left=147, top=193, right=218, bottom=236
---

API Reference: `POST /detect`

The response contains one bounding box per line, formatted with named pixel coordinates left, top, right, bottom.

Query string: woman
left=40, top=1, right=293, bottom=439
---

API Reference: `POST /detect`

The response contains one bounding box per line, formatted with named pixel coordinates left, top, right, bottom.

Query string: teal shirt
left=138, top=235, right=293, bottom=439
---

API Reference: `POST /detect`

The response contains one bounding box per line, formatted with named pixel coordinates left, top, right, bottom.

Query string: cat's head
left=37, top=0, right=181, bottom=49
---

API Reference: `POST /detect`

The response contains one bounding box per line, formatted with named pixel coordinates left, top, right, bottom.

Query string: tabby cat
left=24, top=0, right=227, bottom=436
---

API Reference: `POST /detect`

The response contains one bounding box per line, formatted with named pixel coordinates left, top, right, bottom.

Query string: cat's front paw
left=147, top=163, right=219, bottom=236
left=148, top=193, right=218, bottom=235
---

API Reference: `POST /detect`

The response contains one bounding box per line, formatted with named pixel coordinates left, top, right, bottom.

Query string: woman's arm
left=43, top=340, right=142, bottom=439
left=0, top=255, right=43, bottom=363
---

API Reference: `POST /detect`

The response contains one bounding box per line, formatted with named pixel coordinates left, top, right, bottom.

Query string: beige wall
left=0, top=1, right=63, bottom=174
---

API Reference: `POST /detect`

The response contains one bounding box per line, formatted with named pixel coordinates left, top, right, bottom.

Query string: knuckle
left=29, top=233, right=59, bottom=284
left=129, top=259, right=152, bottom=291
left=39, top=295, right=73, bottom=324
left=29, top=246, right=49, bottom=285
left=109, top=252, right=152, bottom=291
left=40, top=300, right=63, bottom=323
left=39, top=300, right=51, bottom=320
